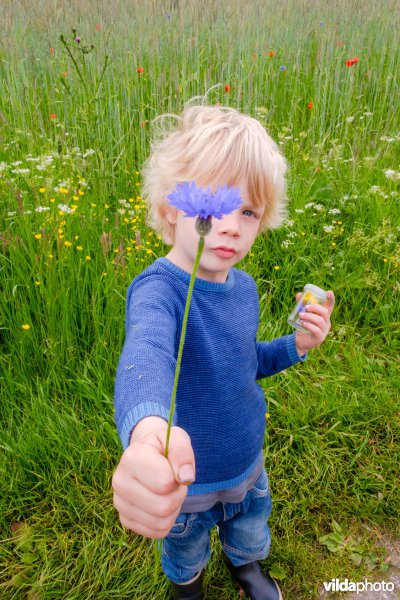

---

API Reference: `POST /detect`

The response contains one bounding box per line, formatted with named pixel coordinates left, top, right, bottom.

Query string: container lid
left=304, top=284, right=327, bottom=300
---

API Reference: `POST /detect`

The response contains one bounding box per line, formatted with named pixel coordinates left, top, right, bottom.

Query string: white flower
left=295, top=209, right=304, bottom=213
left=7, top=211, right=17, bottom=216
left=328, top=208, right=341, bottom=214
left=313, top=204, right=324, bottom=211
left=11, top=168, right=30, bottom=174
left=346, top=116, right=355, bottom=123
left=35, top=206, right=50, bottom=212
left=284, top=219, right=294, bottom=227
left=281, top=239, right=293, bottom=248
left=57, top=204, right=74, bottom=213
left=323, top=225, right=334, bottom=233
left=304, top=202, right=315, bottom=209
left=385, top=169, right=400, bottom=181
left=11, top=161, right=22, bottom=166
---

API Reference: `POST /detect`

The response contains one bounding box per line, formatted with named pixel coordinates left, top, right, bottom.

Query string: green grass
left=1, top=0, right=399, bottom=598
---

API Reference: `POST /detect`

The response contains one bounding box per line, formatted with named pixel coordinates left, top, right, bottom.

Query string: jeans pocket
left=168, top=512, right=197, bottom=539
left=249, top=469, right=270, bottom=498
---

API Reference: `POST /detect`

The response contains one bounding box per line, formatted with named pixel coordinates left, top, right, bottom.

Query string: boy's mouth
left=211, top=246, right=237, bottom=259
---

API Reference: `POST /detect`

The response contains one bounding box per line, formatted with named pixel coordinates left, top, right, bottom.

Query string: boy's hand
left=112, top=418, right=195, bottom=539
left=295, top=290, right=335, bottom=356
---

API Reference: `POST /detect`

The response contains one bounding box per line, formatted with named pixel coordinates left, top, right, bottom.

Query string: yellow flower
left=73, top=195, right=79, bottom=201
left=266, top=412, right=271, bottom=421
left=76, top=245, right=83, bottom=251
left=48, top=253, right=53, bottom=258
left=78, top=190, right=84, bottom=196
left=274, top=265, right=280, bottom=270
left=383, top=258, right=388, bottom=263
left=39, top=187, right=46, bottom=193
left=135, top=171, right=140, bottom=175
left=331, top=242, right=337, bottom=247
left=146, top=249, right=152, bottom=254
left=129, top=198, right=134, bottom=203
left=105, top=204, right=110, bottom=209
left=21, top=324, right=30, bottom=330
left=35, top=281, right=41, bottom=286
left=34, top=233, right=42, bottom=240
left=64, top=241, right=72, bottom=247
left=85, top=255, right=91, bottom=261
left=50, top=198, right=55, bottom=203
left=60, top=188, right=69, bottom=194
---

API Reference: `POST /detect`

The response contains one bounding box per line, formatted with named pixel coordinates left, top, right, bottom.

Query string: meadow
left=0, top=0, right=399, bottom=598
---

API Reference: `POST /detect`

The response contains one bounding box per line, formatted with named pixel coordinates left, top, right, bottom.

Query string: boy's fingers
left=166, top=426, right=196, bottom=485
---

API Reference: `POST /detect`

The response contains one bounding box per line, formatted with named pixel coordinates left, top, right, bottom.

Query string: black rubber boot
left=170, top=571, right=204, bottom=600
left=223, top=555, right=282, bottom=600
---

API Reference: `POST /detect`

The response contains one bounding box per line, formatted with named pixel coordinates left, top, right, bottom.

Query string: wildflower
left=76, top=245, right=83, bottom=251
left=167, top=181, right=242, bottom=234
left=85, top=255, right=91, bottom=260
left=164, top=182, right=242, bottom=457
left=64, top=241, right=72, bottom=247
left=307, top=101, right=313, bottom=109
left=280, top=65, right=287, bottom=71
left=50, top=113, right=57, bottom=120
left=39, top=187, right=46, bottom=193
left=137, top=66, right=144, bottom=73
left=224, top=84, right=231, bottom=92
left=336, top=41, right=345, bottom=46
left=21, top=324, right=30, bottom=330
left=75, top=36, right=81, bottom=43
left=274, top=265, right=280, bottom=270
left=95, top=23, right=102, bottom=31
left=49, top=47, right=54, bottom=55
left=140, top=121, right=148, bottom=127
left=346, top=57, right=359, bottom=67
left=34, top=233, right=42, bottom=240
left=268, top=51, right=275, bottom=57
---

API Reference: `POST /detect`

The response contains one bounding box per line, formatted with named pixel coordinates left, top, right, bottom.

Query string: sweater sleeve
left=114, top=278, right=179, bottom=450
left=255, top=333, right=306, bottom=380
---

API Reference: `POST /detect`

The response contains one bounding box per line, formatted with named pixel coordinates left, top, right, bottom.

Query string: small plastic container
left=288, top=284, right=327, bottom=333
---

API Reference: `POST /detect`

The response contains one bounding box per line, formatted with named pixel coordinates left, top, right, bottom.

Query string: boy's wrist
left=130, top=416, right=168, bottom=445
left=295, top=333, right=309, bottom=357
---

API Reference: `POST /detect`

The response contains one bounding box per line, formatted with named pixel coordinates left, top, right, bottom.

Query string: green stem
left=164, top=235, right=205, bottom=457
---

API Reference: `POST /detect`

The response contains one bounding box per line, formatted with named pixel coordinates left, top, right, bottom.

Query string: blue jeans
left=162, top=469, right=272, bottom=584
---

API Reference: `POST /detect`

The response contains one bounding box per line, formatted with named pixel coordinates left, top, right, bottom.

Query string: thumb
left=166, top=426, right=196, bottom=485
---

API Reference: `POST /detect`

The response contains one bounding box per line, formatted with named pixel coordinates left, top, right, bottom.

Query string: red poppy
left=307, top=101, right=313, bottom=109
left=137, top=66, right=144, bottom=74
left=224, top=84, right=231, bottom=92
left=268, top=51, right=275, bottom=57
left=49, top=47, right=54, bottom=55
left=49, top=113, right=57, bottom=120
left=140, top=121, right=148, bottom=127
left=336, top=41, right=345, bottom=46
left=346, top=57, right=359, bottom=67
left=95, top=23, right=102, bottom=31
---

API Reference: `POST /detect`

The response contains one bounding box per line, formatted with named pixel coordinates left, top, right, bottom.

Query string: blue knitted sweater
left=114, top=257, right=304, bottom=495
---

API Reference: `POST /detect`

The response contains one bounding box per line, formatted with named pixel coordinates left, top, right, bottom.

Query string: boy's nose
left=218, top=213, right=240, bottom=236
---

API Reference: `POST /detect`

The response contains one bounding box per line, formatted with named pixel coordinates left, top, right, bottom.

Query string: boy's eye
left=242, top=209, right=259, bottom=218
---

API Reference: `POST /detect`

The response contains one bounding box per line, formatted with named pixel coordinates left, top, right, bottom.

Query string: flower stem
left=164, top=235, right=205, bottom=457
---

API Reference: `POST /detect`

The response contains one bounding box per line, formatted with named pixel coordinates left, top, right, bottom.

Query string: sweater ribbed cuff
left=119, top=402, right=175, bottom=450
left=286, top=333, right=307, bottom=364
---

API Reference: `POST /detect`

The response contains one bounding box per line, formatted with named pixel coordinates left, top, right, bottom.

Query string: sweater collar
left=157, top=257, right=235, bottom=292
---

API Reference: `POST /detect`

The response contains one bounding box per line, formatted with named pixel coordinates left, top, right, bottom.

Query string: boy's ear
left=165, top=206, right=178, bottom=225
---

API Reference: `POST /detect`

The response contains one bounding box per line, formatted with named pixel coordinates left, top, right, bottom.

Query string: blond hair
left=142, top=102, right=288, bottom=244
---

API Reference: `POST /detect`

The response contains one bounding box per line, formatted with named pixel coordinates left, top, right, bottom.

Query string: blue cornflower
left=280, top=65, right=287, bottom=71
left=168, top=181, right=242, bottom=220
left=168, top=181, right=242, bottom=236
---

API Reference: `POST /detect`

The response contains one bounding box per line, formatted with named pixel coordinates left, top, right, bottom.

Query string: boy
left=112, top=104, right=334, bottom=600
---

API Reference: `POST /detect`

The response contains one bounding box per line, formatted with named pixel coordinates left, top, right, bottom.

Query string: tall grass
left=1, top=0, right=399, bottom=598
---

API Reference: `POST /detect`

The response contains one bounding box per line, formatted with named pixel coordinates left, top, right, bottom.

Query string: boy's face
left=165, top=179, right=262, bottom=283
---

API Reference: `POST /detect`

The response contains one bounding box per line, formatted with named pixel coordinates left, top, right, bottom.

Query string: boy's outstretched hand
left=112, top=417, right=195, bottom=539
left=295, top=290, right=335, bottom=356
